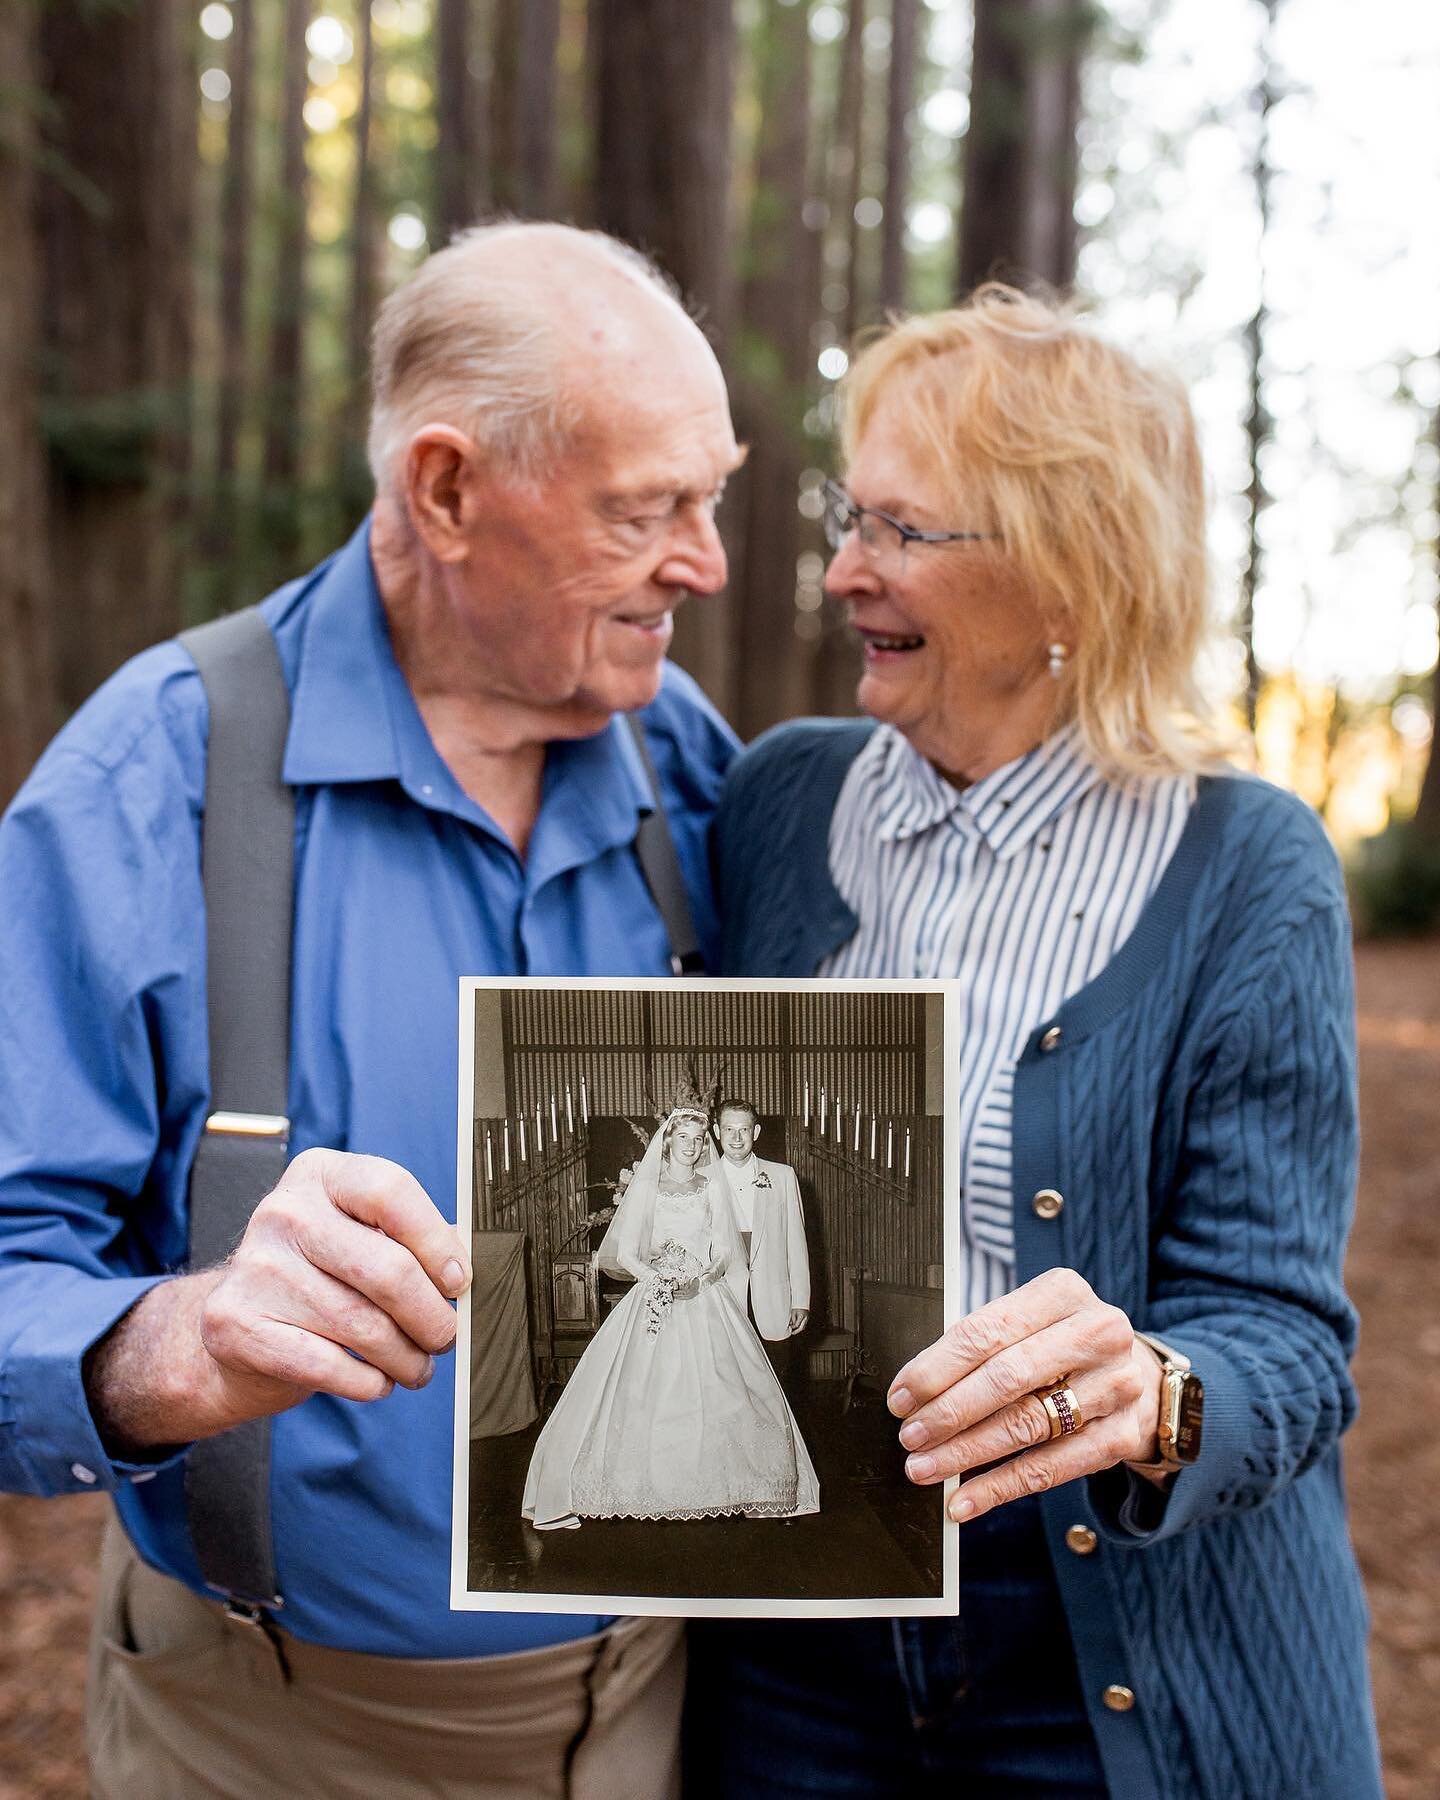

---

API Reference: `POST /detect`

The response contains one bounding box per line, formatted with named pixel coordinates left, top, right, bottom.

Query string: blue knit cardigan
left=713, top=720, right=1383, bottom=1800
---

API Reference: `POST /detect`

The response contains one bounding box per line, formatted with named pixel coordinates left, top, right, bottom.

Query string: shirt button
left=1065, top=1523, right=1098, bottom=1556
left=1040, top=1024, right=1062, bottom=1052
left=70, top=1462, right=97, bottom=1485
left=420, top=783, right=434, bottom=798
left=1103, top=1684, right=1136, bottom=1713
left=1032, top=1188, right=1064, bottom=1220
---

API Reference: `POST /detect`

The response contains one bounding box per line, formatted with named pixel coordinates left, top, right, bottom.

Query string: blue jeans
left=683, top=1496, right=1107, bottom=1798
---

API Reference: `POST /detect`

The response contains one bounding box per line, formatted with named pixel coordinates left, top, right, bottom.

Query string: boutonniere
left=754, top=1171, right=773, bottom=1190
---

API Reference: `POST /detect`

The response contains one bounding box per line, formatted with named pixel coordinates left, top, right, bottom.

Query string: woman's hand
left=888, top=1269, right=1164, bottom=1522
left=672, top=1275, right=702, bottom=1301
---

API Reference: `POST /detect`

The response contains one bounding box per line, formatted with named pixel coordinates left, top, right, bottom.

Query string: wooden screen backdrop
left=474, top=988, right=943, bottom=1394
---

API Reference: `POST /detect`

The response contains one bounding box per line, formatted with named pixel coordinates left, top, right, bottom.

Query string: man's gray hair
left=366, top=221, right=681, bottom=493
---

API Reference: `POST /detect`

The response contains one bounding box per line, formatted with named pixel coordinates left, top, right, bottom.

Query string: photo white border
left=451, top=974, right=961, bottom=1619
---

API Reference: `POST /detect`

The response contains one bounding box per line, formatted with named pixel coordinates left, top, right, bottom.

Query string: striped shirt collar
left=872, top=723, right=1103, bottom=859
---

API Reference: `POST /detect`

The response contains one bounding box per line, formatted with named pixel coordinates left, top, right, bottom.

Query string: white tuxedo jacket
left=720, top=1155, right=810, bottom=1342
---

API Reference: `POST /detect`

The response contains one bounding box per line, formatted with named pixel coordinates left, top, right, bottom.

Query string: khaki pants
left=87, top=1520, right=683, bottom=1800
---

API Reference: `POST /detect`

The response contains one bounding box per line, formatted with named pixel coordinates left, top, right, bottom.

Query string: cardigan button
left=1102, top=1684, right=1136, bottom=1713
left=1032, top=1188, right=1064, bottom=1220
left=1065, top=1523, right=1098, bottom=1556
left=1039, top=1024, right=1062, bottom=1052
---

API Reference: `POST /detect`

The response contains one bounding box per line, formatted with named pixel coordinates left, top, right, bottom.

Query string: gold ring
left=1038, top=1383, right=1084, bottom=1439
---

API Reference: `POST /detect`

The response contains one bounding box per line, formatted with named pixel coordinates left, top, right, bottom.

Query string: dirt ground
left=2, top=937, right=1437, bottom=1799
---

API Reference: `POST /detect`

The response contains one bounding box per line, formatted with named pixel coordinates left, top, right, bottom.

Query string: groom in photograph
left=714, top=1100, right=810, bottom=1381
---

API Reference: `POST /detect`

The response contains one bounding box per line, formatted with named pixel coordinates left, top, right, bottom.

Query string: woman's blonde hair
left=840, top=285, right=1224, bottom=777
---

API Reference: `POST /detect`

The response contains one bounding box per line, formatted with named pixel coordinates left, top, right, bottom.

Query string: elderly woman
left=688, top=288, right=1382, bottom=1799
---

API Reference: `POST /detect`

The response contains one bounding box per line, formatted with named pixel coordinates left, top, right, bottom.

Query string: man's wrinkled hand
left=195, top=1148, right=470, bottom=1425
left=88, top=1148, right=471, bottom=1451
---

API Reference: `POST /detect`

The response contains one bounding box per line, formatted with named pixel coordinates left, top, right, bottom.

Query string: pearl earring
left=1048, top=642, right=1069, bottom=680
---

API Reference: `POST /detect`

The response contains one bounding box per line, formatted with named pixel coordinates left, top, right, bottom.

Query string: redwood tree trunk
left=879, top=0, right=919, bottom=316
left=589, top=0, right=737, bottom=702
left=0, top=1, right=56, bottom=800
left=436, top=0, right=487, bottom=239
left=210, top=0, right=255, bottom=603
left=832, top=0, right=867, bottom=343
left=338, top=0, right=379, bottom=526
left=589, top=0, right=735, bottom=338
left=38, top=0, right=194, bottom=709
left=260, top=0, right=309, bottom=576
left=957, top=0, right=1090, bottom=296
left=733, top=0, right=820, bottom=737
left=492, top=0, right=560, bottom=217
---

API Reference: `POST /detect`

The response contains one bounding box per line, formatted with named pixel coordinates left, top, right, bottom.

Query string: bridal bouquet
left=643, top=1240, right=698, bottom=1337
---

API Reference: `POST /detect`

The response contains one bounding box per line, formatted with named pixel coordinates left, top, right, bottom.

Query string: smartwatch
left=1133, top=1331, right=1204, bottom=1470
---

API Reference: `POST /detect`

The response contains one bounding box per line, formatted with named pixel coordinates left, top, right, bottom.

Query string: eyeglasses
left=821, top=478, right=999, bottom=563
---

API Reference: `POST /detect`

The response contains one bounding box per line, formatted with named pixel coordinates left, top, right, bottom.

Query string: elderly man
left=0, top=224, right=741, bottom=1797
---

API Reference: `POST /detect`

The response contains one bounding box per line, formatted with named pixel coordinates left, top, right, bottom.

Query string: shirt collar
left=283, top=520, right=401, bottom=787
left=875, top=723, right=1101, bottom=860
left=283, top=516, right=654, bottom=869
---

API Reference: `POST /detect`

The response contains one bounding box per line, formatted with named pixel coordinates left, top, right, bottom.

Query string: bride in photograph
left=522, top=1103, right=820, bottom=1530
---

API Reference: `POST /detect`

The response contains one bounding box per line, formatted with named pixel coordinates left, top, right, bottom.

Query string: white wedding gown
left=522, top=1175, right=820, bottom=1529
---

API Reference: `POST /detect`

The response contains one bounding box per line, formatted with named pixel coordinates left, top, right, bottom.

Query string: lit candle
left=870, top=1116, right=877, bottom=1160
left=551, top=1094, right=559, bottom=1140
left=820, top=1087, right=827, bottom=1135
left=566, top=1084, right=574, bottom=1133
left=519, top=1117, right=527, bottom=1162
left=886, top=1122, right=893, bottom=1169
left=503, top=1121, right=511, bottom=1172
left=803, top=1078, right=810, bottom=1129
left=535, top=1104, right=543, bottom=1153
left=485, top=1129, right=494, bottom=1183
left=904, top=1128, right=911, bottom=1179
left=853, top=1104, right=861, bottom=1152
left=581, top=1076, right=589, bottom=1125
left=834, top=1097, right=842, bottom=1143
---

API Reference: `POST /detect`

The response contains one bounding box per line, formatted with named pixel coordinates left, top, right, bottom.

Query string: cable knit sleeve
left=1091, top=897, right=1360, bottom=1545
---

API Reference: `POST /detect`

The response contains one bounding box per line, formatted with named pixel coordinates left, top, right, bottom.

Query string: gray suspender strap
left=178, top=607, right=294, bottom=1613
left=625, top=714, right=705, bottom=975
left=171, top=624, right=695, bottom=1613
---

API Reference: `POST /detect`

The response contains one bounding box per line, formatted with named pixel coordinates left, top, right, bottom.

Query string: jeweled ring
left=1038, top=1383, right=1084, bottom=1439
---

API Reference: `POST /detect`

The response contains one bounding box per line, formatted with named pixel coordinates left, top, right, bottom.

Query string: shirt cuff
left=2, top=1272, right=190, bottom=1495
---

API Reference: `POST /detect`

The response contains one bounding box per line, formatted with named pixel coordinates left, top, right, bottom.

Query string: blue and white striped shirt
left=820, top=723, right=1194, bottom=1314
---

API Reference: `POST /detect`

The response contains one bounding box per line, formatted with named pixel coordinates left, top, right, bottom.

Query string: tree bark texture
left=436, top=0, right=488, bottom=239
left=339, top=0, right=379, bottom=525
left=492, top=0, right=560, bottom=218
left=38, top=0, right=194, bottom=711
left=260, top=0, right=309, bottom=568
left=589, top=0, right=737, bottom=703
left=588, top=0, right=735, bottom=340
left=732, top=0, right=820, bottom=737
left=879, top=0, right=919, bottom=316
left=831, top=0, right=867, bottom=343
left=0, top=0, right=57, bottom=801
left=210, top=0, right=256, bottom=600
left=957, top=0, right=1090, bottom=296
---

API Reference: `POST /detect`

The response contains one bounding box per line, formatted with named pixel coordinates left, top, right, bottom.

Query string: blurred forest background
left=1, top=0, right=1439, bottom=929
left=1, top=9, right=1439, bottom=1795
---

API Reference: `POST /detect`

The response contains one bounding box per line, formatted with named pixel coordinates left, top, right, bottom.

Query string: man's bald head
left=366, top=222, right=715, bottom=495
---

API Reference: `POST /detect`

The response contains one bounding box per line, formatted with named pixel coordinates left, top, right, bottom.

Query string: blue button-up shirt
left=0, top=524, right=738, bottom=1656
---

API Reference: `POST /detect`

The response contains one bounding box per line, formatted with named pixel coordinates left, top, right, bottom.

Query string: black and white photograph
left=451, top=978, right=958, bottom=1618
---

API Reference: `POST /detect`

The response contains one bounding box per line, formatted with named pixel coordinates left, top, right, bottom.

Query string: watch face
left=1175, top=1373, right=1204, bottom=1463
